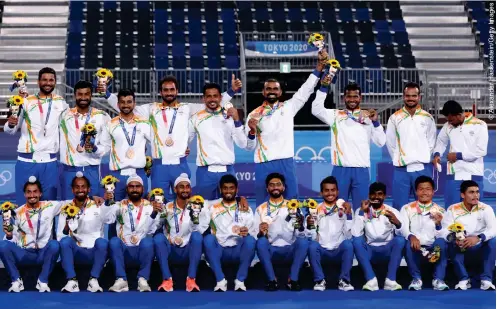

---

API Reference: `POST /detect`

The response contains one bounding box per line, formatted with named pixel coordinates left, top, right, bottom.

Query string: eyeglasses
left=268, top=182, right=283, bottom=188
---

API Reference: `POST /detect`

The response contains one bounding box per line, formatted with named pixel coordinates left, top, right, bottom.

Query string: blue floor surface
left=0, top=290, right=494, bottom=309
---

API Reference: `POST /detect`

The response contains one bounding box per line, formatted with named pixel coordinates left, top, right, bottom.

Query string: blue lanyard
left=168, top=108, right=178, bottom=134
left=222, top=201, right=239, bottom=223
left=119, top=118, right=137, bottom=147
left=83, top=107, right=92, bottom=127
left=324, top=204, right=337, bottom=216
left=127, top=202, right=143, bottom=232
left=173, top=201, right=185, bottom=233
left=263, top=102, right=280, bottom=118
left=206, top=107, right=228, bottom=119
left=346, top=110, right=364, bottom=124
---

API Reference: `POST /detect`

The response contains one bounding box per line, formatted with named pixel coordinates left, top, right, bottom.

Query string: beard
left=222, top=193, right=236, bottom=202
left=76, top=99, right=90, bottom=110
left=269, top=190, right=282, bottom=199
left=178, top=192, right=191, bottom=200
left=40, top=85, right=54, bottom=95
left=162, top=94, right=176, bottom=104
left=370, top=199, right=384, bottom=209
left=128, top=192, right=142, bottom=202
left=74, top=194, right=87, bottom=202
left=265, top=94, right=278, bottom=103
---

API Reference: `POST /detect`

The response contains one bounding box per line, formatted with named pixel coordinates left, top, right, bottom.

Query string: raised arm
left=311, top=85, right=336, bottom=126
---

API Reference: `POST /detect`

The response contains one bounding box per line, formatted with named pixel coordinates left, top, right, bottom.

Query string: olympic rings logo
left=0, top=171, right=12, bottom=187
left=483, top=169, right=496, bottom=185
left=294, top=146, right=331, bottom=161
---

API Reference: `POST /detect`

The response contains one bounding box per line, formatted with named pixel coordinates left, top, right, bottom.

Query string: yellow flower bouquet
left=448, top=222, right=467, bottom=251
left=7, top=95, right=23, bottom=118
left=149, top=188, right=165, bottom=204
left=188, top=195, right=205, bottom=225
left=308, top=33, right=325, bottom=51
left=10, top=70, right=28, bottom=93
left=303, top=198, right=318, bottom=229
left=1, top=201, right=17, bottom=232
left=63, top=203, right=81, bottom=219
left=94, top=68, right=113, bottom=97
left=144, top=156, right=153, bottom=177
left=79, top=123, right=97, bottom=153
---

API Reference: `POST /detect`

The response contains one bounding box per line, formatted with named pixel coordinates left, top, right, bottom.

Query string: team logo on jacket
left=469, top=131, right=475, bottom=136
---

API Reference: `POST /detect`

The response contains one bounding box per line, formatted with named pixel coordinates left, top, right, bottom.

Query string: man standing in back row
left=386, top=82, right=436, bottom=210
left=246, top=51, right=329, bottom=206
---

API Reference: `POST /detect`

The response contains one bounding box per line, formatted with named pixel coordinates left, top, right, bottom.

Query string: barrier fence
left=1, top=69, right=494, bottom=126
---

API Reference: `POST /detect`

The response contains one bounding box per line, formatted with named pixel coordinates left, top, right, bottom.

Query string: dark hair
left=343, top=83, right=362, bottom=96
left=159, top=76, right=179, bottom=92
left=203, top=83, right=222, bottom=96
left=24, top=179, right=43, bottom=193
left=220, top=174, right=238, bottom=188
left=369, top=182, right=387, bottom=195
left=74, top=80, right=93, bottom=94
left=403, top=82, right=420, bottom=95
left=117, top=88, right=135, bottom=101
left=71, top=175, right=91, bottom=188
left=320, top=176, right=338, bottom=192
left=265, top=172, right=285, bottom=187
left=264, top=78, right=280, bottom=86
left=441, top=100, right=464, bottom=117
left=415, top=175, right=434, bottom=190
left=460, top=180, right=479, bottom=193
left=38, top=67, right=56, bottom=81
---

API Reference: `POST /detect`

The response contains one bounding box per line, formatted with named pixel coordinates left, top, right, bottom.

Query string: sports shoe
left=313, top=279, right=326, bottom=291
left=338, top=279, right=354, bottom=291
left=384, top=278, right=402, bottom=291
left=455, top=279, right=471, bottom=290
left=287, top=280, right=302, bottom=291
left=109, top=278, right=129, bottom=292
left=158, top=278, right=173, bottom=292
left=87, top=278, right=103, bottom=293
left=137, top=277, right=151, bottom=292
left=61, top=279, right=80, bottom=293
left=234, top=279, right=247, bottom=291
left=408, top=279, right=422, bottom=291
left=480, top=280, right=495, bottom=290
left=432, top=279, right=449, bottom=291
left=214, top=278, right=228, bottom=292
left=265, top=280, right=278, bottom=292
left=8, top=278, right=24, bottom=293
left=36, top=279, right=51, bottom=293
left=186, top=277, right=200, bottom=292
left=362, top=277, right=379, bottom=291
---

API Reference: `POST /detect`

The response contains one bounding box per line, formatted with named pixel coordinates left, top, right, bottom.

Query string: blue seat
left=348, top=54, right=363, bottom=68
left=394, top=31, right=409, bottom=44
left=272, top=8, right=286, bottom=22
left=190, top=57, right=204, bottom=69
left=466, top=1, right=484, bottom=9
left=225, top=56, right=239, bottom=69
left=356, top=8, right=370, bottom=21
left=173, top=56, right=187, bottom=69
left=365, top=55, right=381, bottom=68
left=472, top=8, right=488, bottom=20
left=190, top=43, right=203, bottom=57
left=255, top=8, right=270, bottom=20
left=305, top=8, right=320, bottom=22
left=224, top=44, right=238, bottom=55
left=237, top=1, right=252, bottom=11
left=69, top=20, right=83, bottom=33
left=338, top=8, right=353, bottom=22
left=287, top=8, right=301, bottom=21
left=391, top=20, right=406, bottom=32
left=155, top=44, right=168, bottom=57
left=377, top=31, right=392, bottom=44
left=207, top=56, right=222, bottom=69
left=172, top=44, right=186, bottom=57
left=345, top=42, right=360, bottom=54
left=374, top=20, right=389, bottom=32
left=103, top=1, right=116, bottom=9
left=362, top=42, right=377, bottom=56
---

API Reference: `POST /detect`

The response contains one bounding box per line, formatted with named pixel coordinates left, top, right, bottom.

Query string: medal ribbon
left=127, top=202, right=144, bottom=233
left=221, top=201, right=239, bottom=223
left=324, top=203, right=337, bottom=216
left=161, top=108, right=178, bottom=135
left=74, top=107, right=92, bottom=130
left=173, top=201, right=186, bottom=233
left=25, top=206, right=43, bottom=249
left=266, top=199, right=284, bottom=217
left=346, top=110, right=365, bottom=124
left=119, top=118, right=137, bottom=147
left=36, top=94, right=53, bottom=134
left=261, top=102, right=280, bottom=118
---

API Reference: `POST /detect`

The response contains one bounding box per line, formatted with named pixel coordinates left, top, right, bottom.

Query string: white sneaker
left=36, top=279, right=51, bottom=293
left=61, top=279, right=80, bottom=293
left=313, top=279, right=326, bottom=291
left=109, top=278, right=129, bottom=292
left=338, top=279, right=354, bottom=291
left=384, top=278, right=402, bottom=291
left=362, top=277, right=379, bottom=291
left=234, top=279, right=246, bottom=291
left=432, top=279, right=449, bottom=291
left=455, top=279, right=471, bottom=290
left=8, top=278, right=24, bottom=293
left=481, top=280, right=496, bottom=290
left=214, top=278, right=228, bottom=292
left=408, top=279, right=422, bottom=291
left=87, top=278, right=103, bottom=293
left=137, top=277, right=151, bottom=292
